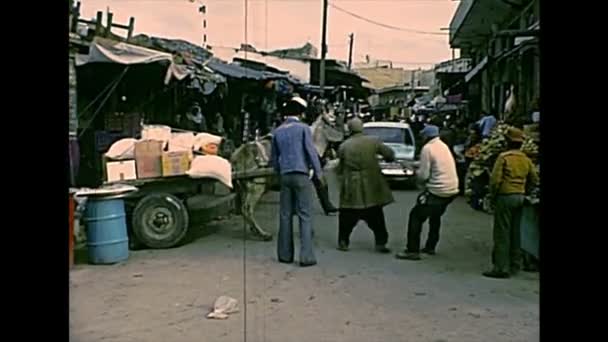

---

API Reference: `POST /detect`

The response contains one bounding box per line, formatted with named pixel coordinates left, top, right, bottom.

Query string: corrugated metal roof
left=205, top=58, right=301, bottom=84
left=232, top=51, right=310, bottom=83
left=131, top=34, right=212, bottom=64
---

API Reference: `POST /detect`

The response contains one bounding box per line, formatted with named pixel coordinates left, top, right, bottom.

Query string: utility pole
left=199, top=4, right=207, bottom=47
left=410, top=69, right=416, bottom=102
left=319, top=0, right=328, bottom=98
left=347, top=33, right=354, bottom=69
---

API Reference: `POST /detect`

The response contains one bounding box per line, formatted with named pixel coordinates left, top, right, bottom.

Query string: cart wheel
left=132, top=193, right=190, bottom=249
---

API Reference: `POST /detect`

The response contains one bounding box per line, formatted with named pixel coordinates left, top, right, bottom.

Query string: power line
left=329, top=2, right=450, bottom=35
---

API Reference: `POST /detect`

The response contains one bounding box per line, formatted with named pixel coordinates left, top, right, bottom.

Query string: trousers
left=313, top=177, right=335, bottom=212
left=406, top=191, right=455, bottom=253
left=338, top=206, right=389, bottom=246
left=277, top=173, right=316, bottom=264
left=491, top=194, right=524, bottom=273
left=313, top=154, right=336, bottom=213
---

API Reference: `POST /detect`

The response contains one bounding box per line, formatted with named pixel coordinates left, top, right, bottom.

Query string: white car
left=363, top=122, right=418, bottom=184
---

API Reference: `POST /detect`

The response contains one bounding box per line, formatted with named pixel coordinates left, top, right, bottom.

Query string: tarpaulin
left=76, top=38, right=190, bottom=85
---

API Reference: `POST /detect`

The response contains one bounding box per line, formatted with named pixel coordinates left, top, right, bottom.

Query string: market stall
left=464, top=122, right=539, bottom=212
left=74, top=38, right=227, bottom=187
left=97, top=125, right=234, bottom=249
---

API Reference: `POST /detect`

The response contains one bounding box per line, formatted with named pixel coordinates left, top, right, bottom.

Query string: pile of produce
left=464, top=122, right=541, bottom=213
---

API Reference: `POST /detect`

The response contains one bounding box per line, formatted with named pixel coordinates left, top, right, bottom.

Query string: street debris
left=206, top=296, right=239, bottom=320
left=468, top=311, right=482, bottom=319
left=270, top=298, right=284, bottom=303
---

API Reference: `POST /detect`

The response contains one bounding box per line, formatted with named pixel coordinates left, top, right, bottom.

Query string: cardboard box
left=135, top=140, right=163, bottom=179
left=106, top=160, right=137, bottom=182
left=162, top=151, right=192, bottom=176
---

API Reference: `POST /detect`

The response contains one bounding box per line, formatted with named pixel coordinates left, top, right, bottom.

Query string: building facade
left=449, top=0, right=540, bottom=121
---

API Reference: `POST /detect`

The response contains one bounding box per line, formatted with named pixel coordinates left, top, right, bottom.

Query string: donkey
left=230, top=135, right=276, bottom=241
left=230, top=112, right=345, bottom=241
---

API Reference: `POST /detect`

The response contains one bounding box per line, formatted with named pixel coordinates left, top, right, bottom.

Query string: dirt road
left=70, top=173, right=539, bottom=342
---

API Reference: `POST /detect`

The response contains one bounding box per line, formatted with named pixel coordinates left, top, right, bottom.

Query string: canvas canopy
left=76, top=38, right=189, bottom=84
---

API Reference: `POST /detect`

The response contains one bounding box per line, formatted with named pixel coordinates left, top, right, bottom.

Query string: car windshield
left=363, top=127, right=414, bottom=145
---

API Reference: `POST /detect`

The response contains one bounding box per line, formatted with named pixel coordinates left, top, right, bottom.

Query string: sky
left=80, top=0, right=459, bottom=69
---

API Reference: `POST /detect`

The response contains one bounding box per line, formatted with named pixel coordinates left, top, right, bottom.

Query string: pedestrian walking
left=270, top=96, right=322, bottom=267
left=483, top=127, right=539, bottom=279
left=335, top=118, right=395, bottom=253
left=396, top=125, right=459, bottom=261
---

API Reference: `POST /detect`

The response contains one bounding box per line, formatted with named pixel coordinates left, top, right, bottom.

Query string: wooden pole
left=319, top=0, right=328, bottom=98
left=127, top=17, right=135, bottom=41
left=106, top=12, right=114, bottom=38
left=347, top=33, right=354, bottom=70
left=95, top=11, right=103, bottom=36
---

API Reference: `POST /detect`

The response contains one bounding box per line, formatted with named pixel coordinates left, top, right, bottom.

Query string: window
left=363, top=127, right=414, bottom=145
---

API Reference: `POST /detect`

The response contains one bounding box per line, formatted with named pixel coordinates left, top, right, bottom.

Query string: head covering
left=347, top=118, right=364, bottom=133
left=420, top=125, right=440, bottom=139
left=290, top=96, right=308, bottom=109
left=506, top=127, right=524, bottom=142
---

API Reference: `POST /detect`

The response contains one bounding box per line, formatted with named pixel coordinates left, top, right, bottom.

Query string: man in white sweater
left=396, top=125, right=459, bottom=261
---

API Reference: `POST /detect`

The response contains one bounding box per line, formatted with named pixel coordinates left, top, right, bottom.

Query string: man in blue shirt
left=271, top=97, right=322, bottom=267
left=477, top=111, right=497, bottom=138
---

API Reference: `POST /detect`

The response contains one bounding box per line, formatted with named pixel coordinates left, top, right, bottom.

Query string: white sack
left=105, top=138, right=137, bottom=160
left=193, top=132, right=223, bottom=152
left=186, top=155, right=233, bottom=188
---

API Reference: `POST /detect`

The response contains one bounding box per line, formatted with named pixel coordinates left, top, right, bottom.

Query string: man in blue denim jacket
left=271, top=97, right=322, bottom=267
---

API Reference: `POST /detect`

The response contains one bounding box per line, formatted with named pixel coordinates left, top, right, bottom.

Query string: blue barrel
left=83, top=197, right=129, bottom=264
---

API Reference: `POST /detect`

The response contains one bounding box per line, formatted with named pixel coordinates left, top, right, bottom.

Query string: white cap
left=291, top=96, right=308, bottom=109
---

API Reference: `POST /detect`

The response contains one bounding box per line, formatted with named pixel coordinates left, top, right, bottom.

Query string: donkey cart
left=111, top=166, right=275, bottom=250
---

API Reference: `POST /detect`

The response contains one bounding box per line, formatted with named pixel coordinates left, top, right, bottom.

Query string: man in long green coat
left=336, top=118, right=395, bottom=253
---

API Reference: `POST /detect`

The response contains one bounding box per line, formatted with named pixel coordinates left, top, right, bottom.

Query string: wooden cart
left=105, top=175, right=234, bottom=249
left=105, top=167, right=275, bottom=249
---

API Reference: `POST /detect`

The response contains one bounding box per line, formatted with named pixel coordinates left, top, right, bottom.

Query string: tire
left=132, top=193, right=190, bottom=249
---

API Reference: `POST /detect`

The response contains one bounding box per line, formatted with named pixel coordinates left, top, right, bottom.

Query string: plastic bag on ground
left=186, top=155, right=233, bottom=188
left=206, top=296, right=239, bottom=320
